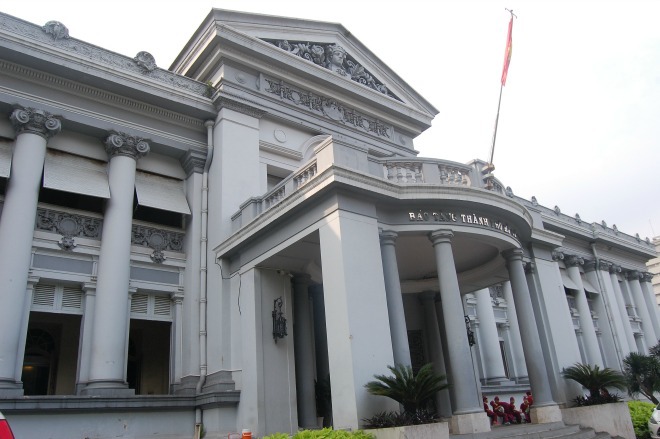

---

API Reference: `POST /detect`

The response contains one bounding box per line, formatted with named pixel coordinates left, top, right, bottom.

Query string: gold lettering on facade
left=406, top=210, right=516, bottom=238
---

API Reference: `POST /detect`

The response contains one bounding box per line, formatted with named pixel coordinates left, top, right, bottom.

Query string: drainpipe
left=195, top=120, right=215, bottom=439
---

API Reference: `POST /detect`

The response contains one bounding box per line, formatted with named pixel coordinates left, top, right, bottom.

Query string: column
left=319, top=211, right=398, bottom=430
left=584, top=260, right=628, bottom=368
left=610, top=266, right=638, bottom=352
left=565, top=256, right=603, bottom=366
left=379, top=230, right=411, bottom=367
left=503, top=249, right=556, bottom=408
left=473, top=288, right=508, bottom=383
left=293, top=275, right=317, bottom=429
left=0, top=108, right=60, bottom=394
left=502, top=281, right=528, bottom=382
left=640, top=272, right=660, bottom=338
left=82, top=132, right=149, bottom=395
left=419, top=292, right=452, bottom=418
left=76, top=282, right=97, bottom=393
left=15, top=276, right=40, bottom=385
left=311, top=285, right=331, bottom=427
left=627, top=270, right=658, bottom=348
left=172, top=290, right=184, bottom=388
left=429, top=230, right=488, bottom=434
left=590, top=261, right=631, bottom=360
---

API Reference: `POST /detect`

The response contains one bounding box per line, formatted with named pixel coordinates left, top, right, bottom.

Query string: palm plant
left=623, top=352, right=660, bottom=404
left=561, top=363, right=626, bottom=400
left=364, top=363, right=448, bottom=415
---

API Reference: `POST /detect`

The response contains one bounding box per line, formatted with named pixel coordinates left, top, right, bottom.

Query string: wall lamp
left=464, top=315, right=476, bottom=347
left=272, top=296, right=287, bottom=342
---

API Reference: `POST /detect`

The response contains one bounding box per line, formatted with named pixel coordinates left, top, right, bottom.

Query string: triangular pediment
left=172, top=9, right=437, bottom=135
left=260, top=38, right=401, bottom=101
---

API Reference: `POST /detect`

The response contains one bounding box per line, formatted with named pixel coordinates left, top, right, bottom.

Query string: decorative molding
left=625, top=270, right=642, bottom=282
left=105, top=131, right=150, bottom=160
left=131, top=225, right=184, bottom=264
left=524, top=261, right=535, bottom=274
left=263, top=76, right=393, bottom=140
left=262, top=39, right=401, bottom=101
left=180, top=149, right=208, bottom=176
left=0, top=60, right=208, bottom=131
left=641, top=272, right=654, bottom=283
left=551, top=251, right=565, bottom=262
left=215, top=97, right=266, bottom=119
left=554, top=205, right=561, bottom=216
left=10, top=107, right=61, bottom=139
left=134, top=51, right=157, bottom=72
left=531, top=196, right=538, bottom=206
left=565, top=255, right=584, bottom=267
left=575, top=213, right=582, bottom=224
left=42, top=21, right=69, bottom=41
left=0, top=14, right=209, bottom=96
left=36, top=208, right=103, bottom=249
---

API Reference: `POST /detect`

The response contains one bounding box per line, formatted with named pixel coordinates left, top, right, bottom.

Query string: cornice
left=0, top=13, right=209, bottom=97
left=0, top=59, right=209, bottom=131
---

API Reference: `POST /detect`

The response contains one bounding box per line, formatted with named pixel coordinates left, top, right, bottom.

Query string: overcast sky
left=3, top=0, right=659, bottom=241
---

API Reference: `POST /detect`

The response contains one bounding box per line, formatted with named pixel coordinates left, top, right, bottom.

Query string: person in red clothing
left=520, top=395, right=531, bottom=423
left=525, top=390, right=534, bottom=407
left=506, top=397, right=523, bottom=424
left=483, top=396, right=498, bottom=425
left=491, top=396, right=513, bottom=425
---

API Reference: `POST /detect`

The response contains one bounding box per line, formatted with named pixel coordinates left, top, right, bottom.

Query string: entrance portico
left=215, top=157, right=562, bottom=434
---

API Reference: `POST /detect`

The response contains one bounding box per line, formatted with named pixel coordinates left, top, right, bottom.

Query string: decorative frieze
left=105, top=132, right=150, bottom=160
left=131, top=225, right=184, bottom=263
left=263, top=39, right=400, bottom=101
left=215, top=97, right=266, bottom=119
left=263, top=77, right=393, bottom=139
left=10, top=107, right=61, bottom=139
left=36, top=208, right=103, bottom=250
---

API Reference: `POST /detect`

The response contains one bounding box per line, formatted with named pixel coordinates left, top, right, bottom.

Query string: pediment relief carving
left=262, top=38, right=401, bottom=101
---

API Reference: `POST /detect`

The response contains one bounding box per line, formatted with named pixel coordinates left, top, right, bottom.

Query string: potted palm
left=363, top=363, right=450, bottom=439
left=560, top=363, right=634, bottom=439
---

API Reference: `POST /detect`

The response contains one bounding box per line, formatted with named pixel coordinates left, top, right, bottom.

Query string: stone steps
left=448, top=422, right=619, bottom=439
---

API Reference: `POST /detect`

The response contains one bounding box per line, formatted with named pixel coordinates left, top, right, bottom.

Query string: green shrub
left=362, top=410, right=437, bottom=428
left=263, top=428, right=375, bottom=439
left=628, top=400, right=655, bottom=439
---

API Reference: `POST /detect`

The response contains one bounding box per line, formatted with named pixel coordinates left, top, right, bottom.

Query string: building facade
left=0, top=9, right=658, bottom=439
left=648, top=236, right=660, bottom=303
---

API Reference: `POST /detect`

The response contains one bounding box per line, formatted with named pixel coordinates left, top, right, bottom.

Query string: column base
left=80, top=380, right=135, bottom=397
left=531, top=404, right=562, bottom=424
left=449, top=412, right=490, bottom=435
left=0, top=381, right=24, bottom=398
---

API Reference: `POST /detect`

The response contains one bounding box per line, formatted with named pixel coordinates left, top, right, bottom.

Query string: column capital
left=609, top=264, right=622, bottom=275
left=551, top=250, right=564, bottom=261
left=379, top=229, right=398, bottom=246
left=105, top=131, right=150, bottom=160
left=428, top=229, right=453, bottom=245
left=502, top=247, right=524, bottom=262
left=10, top=107, right=61, bottom=139
left=625, top=270, right=642, bottom=281
left=641, top=272, right=655, bottom=283
left=564, top=255, right=584, bottom=267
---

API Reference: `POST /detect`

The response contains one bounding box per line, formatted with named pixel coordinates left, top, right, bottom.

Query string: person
left=525, top=390, right=534, bottom=406
left=520, top=395, right=531, bottom=423
left=483, top=396, right=497, bottom=425
left=506, top=397, right=523, bottom=424
left=491, top=396, right=513, bottom=425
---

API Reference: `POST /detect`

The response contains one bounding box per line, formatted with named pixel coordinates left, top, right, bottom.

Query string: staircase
left=449, top=421, right=625, bottom=439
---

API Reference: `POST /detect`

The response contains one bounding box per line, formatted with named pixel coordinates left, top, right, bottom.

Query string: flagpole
left=485, top=9, right=516, bottom=190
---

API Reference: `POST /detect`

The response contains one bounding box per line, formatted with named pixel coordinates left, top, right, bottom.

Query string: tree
left=561, top=363, right=626, bottom=400
left=364, top=363, right=448, bottom=415
left=623, top=352, right=660, bottom=405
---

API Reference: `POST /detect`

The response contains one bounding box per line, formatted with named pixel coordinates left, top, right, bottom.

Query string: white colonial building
left=0, top=9, right=657, bottom=439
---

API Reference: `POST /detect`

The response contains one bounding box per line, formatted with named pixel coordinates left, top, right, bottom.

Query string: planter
left=560, top=402, right=635, bottom=439
left=369, top=422, right=449, bottom=439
